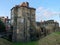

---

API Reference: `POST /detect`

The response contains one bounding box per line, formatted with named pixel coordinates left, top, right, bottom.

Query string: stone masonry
left=11, top=2, right=36, bottom=42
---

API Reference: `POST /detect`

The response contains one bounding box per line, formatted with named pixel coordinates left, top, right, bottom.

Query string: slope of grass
left=38, top=32, right=60, bottom=45
left=0, top=32, right=60, bottom=45
left=0, top=38, right=13, bottom=45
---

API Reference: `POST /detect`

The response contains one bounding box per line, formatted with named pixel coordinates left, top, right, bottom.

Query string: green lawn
left=38, top=32, right=60, bottom=45
left=13, top=41, right=38, bottom=45
left=0, top=38, right=13, bottom=45
left=54, top=31, right=60, bottom=34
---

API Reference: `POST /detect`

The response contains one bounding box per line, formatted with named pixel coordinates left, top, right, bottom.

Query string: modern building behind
left=11, top=2, right=36, bottom=42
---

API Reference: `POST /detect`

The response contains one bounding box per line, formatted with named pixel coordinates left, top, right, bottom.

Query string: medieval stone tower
left=11, top=2, right=36, bottom=42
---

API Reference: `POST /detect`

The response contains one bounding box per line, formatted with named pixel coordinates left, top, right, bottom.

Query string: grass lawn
left=38, top=32, right=60, bottom=45
left=13, top=41, right=38, bottom=45
left=0, top=38, right=13, bottom=45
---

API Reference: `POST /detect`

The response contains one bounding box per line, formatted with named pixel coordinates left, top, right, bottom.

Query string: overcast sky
left=0, top=0, right=60, bottom=25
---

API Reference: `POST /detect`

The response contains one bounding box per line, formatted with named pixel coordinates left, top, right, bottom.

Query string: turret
left=20, top=2, right=29, bottom=7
